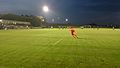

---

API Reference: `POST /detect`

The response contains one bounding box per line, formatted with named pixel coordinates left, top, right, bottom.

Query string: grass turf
left=0, top=28, right=120, bottom=68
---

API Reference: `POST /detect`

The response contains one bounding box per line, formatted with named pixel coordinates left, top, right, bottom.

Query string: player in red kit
left=69, top=26, right=78, bottom=38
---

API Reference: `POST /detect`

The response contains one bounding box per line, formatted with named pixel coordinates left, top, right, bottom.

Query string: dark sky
left=0, top=0, right=120, bottom=24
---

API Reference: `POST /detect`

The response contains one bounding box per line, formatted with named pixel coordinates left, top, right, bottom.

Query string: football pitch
left=0, top=28, right=120, bottom=68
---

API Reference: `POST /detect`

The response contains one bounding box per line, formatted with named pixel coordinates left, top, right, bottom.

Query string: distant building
left=0, top=19, right=31, bottom=29
left=0, top=19, right=30, bottom=25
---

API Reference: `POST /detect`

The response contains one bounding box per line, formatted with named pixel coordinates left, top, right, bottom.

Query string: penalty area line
left=53, top=39, right=62, bottom=45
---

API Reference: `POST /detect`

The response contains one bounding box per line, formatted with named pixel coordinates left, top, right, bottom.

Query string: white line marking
left=53, top=39, right=62, bottom=45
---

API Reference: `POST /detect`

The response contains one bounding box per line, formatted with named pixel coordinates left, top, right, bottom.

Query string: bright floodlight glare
left=0, top=19, right=2, bottom=22
left=43, top=6, right=49, bottom=12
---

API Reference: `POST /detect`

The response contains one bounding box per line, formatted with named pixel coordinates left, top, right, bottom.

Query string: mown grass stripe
left=53, top=39, right=62, bottom=45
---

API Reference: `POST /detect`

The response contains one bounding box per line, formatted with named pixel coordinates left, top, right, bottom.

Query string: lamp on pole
left=43, top=6, right=49, bottom=13
left=65, top=19, right=68, bottom=22
left=41, top=5, right=49, bottom=26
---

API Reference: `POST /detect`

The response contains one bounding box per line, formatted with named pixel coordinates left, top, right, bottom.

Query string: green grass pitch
left=0, top=28, right=120, bottom=68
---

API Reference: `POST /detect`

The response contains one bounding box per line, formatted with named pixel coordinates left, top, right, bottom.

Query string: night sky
left=0, top=0, right=120, bottom=25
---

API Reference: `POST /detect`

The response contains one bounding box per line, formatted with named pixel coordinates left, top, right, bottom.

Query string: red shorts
left=70, top=29, right=75, bottom=35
